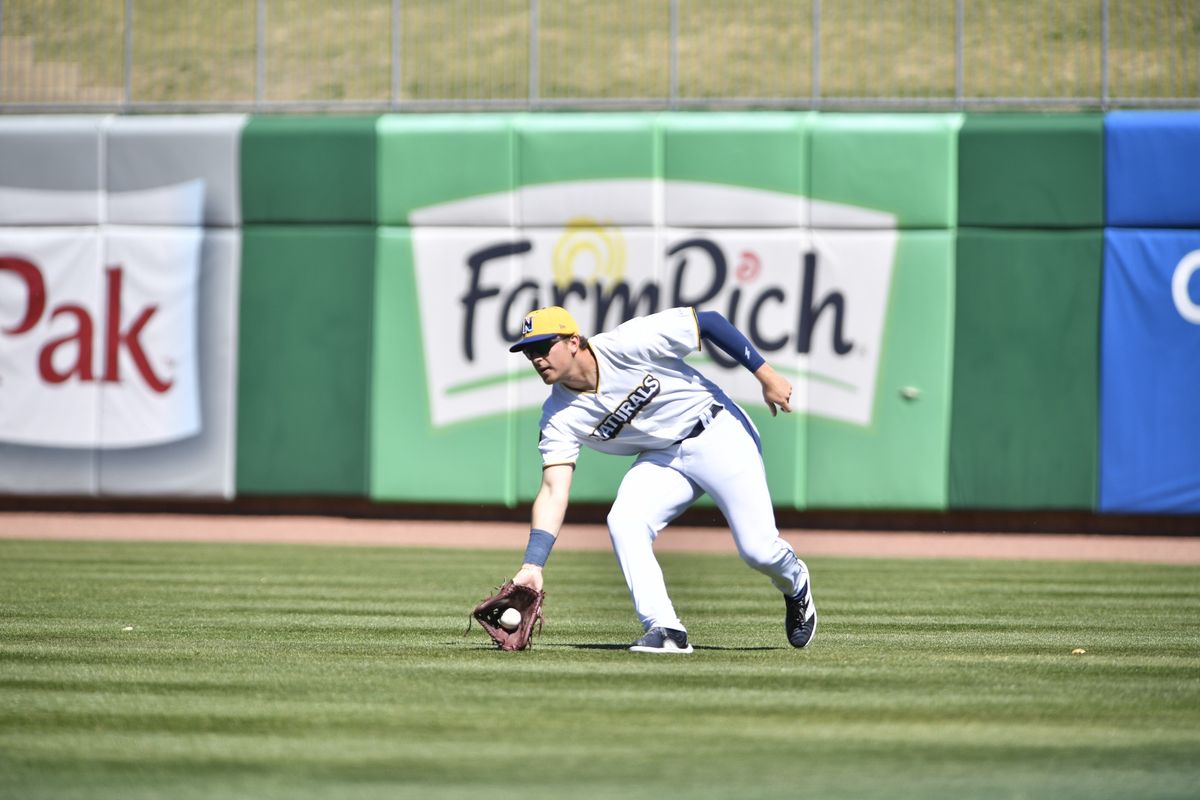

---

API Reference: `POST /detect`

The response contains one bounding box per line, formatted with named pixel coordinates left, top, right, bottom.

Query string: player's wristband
left=523, top=528, right=556, bottom=567
left=697, top=309, right=766, bottom=372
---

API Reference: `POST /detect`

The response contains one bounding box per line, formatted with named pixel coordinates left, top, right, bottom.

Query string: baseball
left=499, top=608, right=522, bottom=631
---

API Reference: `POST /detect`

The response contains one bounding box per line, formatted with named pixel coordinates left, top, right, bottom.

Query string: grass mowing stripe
left=1, top=538, right=1198, bottom=800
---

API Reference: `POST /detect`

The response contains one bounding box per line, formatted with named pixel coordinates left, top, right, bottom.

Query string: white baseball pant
left=605, top=407, right=807, bottom=632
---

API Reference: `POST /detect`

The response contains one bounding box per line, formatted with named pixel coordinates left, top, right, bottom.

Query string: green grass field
left=2, top=537, right=1198, bottom=799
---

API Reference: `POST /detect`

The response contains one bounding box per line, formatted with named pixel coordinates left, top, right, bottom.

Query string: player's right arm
left=531, top=462, right=574, bottom=534
left=513, top=462, right=574, bottom=591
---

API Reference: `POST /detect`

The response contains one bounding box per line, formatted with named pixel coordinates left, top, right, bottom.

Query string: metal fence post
left=1101, top=0, right=1110, bottom=109
left=391, top=0, right=401, bottom=109
left=955, top=0, right=964, bottom=108
left=256, top=0, right=266, bottom=108
left=124, top=0, right=133, bottom=107
left=529, top=0, right=539, bottom=107
left=812, top=0, right=821, bottom=106
left=669, top=0, right=679, bottom=108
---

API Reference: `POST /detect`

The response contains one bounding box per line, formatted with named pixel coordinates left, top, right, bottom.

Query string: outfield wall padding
left=1106, top=112, right=1200, bottom=228
left=240, top=116, right=379, bottom=224
left=1100, top=229, right=1200, bottom=513
left=5, top=110, right=1200, bottom=520
left=0, top=116, right=104, bottom=224
left=236, top=226, right=376, bottom=495
left=950, top=229, right=1101, bottom=510
left=107, top=115, right=246, bottom=228
left=958, top=114, right=1104, bottom=228
left=99, top=230, right=242, bottom=498
left=0, top=115, right=242, bottom=498
left=371, top=227, right=518, bottom=505
left=0, top=125, right=92, bottom=501
left=661, top=112, right=812, bottom=227
left=514, top=114, right=660, bottom=226
left=378, top=114, right=515, bottom=227
left=810, top=114, right=961, bottom=230
left=805, top=230, right=955, bottom=509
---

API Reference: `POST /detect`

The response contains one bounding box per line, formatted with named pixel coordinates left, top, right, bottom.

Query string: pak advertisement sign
left=0, top=225, right=201, bottom=449
left=1101, top=230, right=1200, bottom=513
left=0, top=115, right=244, bottom=498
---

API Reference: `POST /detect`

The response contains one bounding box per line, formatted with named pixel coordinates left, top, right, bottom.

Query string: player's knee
left=606, top=505, right=647, bottom=542
left=738, top=540, right=785, bottom=574
left=606, top=505, right=633, bottom=535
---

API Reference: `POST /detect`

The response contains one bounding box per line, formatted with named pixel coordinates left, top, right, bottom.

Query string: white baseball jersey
left=538, top=307, right=740, bottom=466
left=532, top=307, right=806, bottom=634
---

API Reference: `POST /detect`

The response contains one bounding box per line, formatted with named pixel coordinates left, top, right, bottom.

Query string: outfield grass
left=1, top=537, right=1198, bottom=799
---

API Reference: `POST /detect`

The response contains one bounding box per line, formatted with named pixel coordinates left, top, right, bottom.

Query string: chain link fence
left=2, top=0, right=1198, bottom=112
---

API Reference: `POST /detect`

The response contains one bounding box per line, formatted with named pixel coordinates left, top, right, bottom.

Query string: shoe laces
left=789, top=593, right=809, bottom=626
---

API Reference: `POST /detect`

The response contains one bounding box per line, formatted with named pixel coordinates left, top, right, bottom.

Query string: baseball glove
left=469, top=580, right=545, bottom=651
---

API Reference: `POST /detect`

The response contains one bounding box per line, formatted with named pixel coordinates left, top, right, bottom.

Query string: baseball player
left=508, top=305, right=816, bottom=654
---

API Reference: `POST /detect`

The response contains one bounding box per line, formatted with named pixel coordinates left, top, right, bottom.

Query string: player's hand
left=755, top=363, right=793, bottom=417
left=513, top=564, right=544, bottom=592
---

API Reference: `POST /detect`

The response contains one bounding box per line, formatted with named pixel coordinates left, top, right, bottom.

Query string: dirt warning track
left=2, top=512, right=1199, bottom=564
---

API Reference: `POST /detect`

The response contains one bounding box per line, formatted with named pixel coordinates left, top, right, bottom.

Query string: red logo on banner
left=0, top=256, right=173, bottom=393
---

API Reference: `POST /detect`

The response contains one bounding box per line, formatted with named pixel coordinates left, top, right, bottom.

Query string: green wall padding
left=370, top=228, right=516, bottom=505
left=662, top=112, right=811, bottom=196
left=810, top=114, right=962, bottom=229
left=958, top=114, right=1104, bottom=228
left=515, top=114, right=660, bottom=186
left=377, top=114, right=515, bottom=226
left=950, top=229, right=1101, bottom=509
left=806, top=231, right=956, bottom=509
left=237, top=226, right=376, bottom=495
left=240, top=115, right=378, bottom=223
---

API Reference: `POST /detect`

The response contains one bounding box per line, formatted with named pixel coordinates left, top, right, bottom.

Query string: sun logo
left=551, top=217, right=626, bottom=291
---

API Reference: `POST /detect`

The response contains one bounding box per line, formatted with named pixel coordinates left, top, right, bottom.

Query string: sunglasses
left=522, top=336, right=565, bottom=360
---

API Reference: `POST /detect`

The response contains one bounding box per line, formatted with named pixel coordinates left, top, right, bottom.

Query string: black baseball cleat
left=785, top=573, right=817, bottom=648
left=629, top=626, right=694, bottom=654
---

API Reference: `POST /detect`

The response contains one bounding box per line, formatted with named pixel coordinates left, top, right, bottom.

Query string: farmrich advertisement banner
left=370, top=112, right=957, bottom=510
left=407, top=186, right=899, bottom=430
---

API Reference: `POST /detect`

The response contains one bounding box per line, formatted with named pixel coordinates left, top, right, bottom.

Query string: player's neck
left=561, top=347, right=598, bottom=393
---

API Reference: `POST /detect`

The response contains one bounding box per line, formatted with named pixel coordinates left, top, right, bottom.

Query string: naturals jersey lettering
left=539, top=307, right=742, bottom=464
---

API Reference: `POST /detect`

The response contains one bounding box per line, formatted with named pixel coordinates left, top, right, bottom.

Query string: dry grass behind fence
left=2, top=0, right=1197, bottom=109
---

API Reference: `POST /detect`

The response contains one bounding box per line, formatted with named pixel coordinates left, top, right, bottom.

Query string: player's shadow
left=558, top=643, right=783, bottom=652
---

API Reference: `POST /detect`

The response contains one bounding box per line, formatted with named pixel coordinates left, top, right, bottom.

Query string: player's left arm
left=695, top=309, right=793, bottom=416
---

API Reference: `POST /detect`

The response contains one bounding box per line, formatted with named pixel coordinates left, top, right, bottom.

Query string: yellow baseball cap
left=509, top=306, right=581, bottom=352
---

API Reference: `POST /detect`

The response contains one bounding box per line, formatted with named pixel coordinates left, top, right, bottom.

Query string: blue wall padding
left=1105, top=111, right=1200, bottom=228
left=1100, top=229, right=1200, bottom=513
